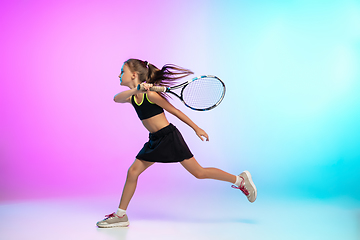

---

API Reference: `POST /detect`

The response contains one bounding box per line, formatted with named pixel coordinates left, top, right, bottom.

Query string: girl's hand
left=195, top=128, right=209, bottom=141
left=138, top=82, right=153, bottom=91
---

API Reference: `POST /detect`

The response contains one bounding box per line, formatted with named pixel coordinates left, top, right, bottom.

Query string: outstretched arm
left=147, top=91, right=209, bottom=141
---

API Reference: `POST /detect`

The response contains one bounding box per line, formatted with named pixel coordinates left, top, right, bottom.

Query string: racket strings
left=182, top=77, right=225, bottom=110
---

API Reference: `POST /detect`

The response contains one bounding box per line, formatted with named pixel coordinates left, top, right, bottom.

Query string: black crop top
left=131, top=94, right=164, bottom=120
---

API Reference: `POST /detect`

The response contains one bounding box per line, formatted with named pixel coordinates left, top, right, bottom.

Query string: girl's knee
left=127, top=165, right=141, bottom=179
left=192, top=169, right=207, bottom=179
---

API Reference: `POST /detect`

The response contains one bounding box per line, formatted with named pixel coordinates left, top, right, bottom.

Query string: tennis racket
left=137, top=75, right=225, bottom=111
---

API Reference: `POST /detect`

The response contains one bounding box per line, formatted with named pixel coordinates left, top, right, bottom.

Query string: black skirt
left=136, top=123, right=193, bottom=163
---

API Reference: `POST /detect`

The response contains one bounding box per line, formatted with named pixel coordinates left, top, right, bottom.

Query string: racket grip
left=137, top=84, right=167, bottom=92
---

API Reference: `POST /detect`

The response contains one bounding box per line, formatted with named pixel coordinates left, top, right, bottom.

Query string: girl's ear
left=131, top=71, right=137, bottom=80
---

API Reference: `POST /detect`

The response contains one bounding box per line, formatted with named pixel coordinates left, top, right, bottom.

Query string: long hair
left=124, top=58, right=193, bottom=98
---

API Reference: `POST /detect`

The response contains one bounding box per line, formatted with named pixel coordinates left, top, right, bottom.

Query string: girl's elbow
left=113, top=96, right=122, bottom=103
left=114, top=96, right=127, bottom=103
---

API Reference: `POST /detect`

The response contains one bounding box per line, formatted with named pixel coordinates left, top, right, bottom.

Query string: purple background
left=1, top=0, right=360, bottom=202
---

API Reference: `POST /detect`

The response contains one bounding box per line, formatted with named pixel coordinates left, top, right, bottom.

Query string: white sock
left=234, top=175, right=242, bottom=187
left=116, top=208, right=126, bottom=216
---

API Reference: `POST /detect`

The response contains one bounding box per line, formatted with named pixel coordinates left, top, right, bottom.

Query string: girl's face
left=118, top=63, right=134, bottom=86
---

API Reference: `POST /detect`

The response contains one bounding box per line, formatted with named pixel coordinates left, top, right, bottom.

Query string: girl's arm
left=113, top=88, right=139, bottom=103
left=147, top=91, right=209, bottom=141
left=114, top=83, right=152, bottom=103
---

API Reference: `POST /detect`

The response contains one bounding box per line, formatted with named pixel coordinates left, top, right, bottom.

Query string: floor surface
left=0, top=194, right=359, bottom=240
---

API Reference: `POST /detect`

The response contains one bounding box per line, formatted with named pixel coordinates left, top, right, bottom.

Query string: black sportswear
left=131, top=94, right=164, bottom=120
left=136, top=123, right=193, bottom=162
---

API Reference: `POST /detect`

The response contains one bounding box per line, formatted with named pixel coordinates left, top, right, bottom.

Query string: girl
left=96, top=59, right=257, bottom=228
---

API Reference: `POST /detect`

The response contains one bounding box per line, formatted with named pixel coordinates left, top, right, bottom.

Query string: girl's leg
left=180, top=157, right=257, bottom=203
left=119, top=159, right=155, bottom=210
left=180, top=157, right=236, bottom=184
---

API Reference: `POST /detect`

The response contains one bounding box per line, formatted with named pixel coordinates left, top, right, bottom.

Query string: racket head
left=180, top=75, right=226, bottom=111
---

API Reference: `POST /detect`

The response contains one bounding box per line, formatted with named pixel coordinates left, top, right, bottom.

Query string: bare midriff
left=141, top=113, right=170, bottom=133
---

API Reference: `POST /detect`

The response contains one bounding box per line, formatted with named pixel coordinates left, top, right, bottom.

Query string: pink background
left=1, top=0, right=360, bottom=202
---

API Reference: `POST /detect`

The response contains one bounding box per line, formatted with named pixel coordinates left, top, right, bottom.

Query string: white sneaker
left=232, top=170, right=257, bottom=203
left=96, top=213, right=129, bottom=228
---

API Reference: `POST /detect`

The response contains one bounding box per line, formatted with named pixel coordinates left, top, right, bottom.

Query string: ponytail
left=147, top=64, right=193, bottom=86
left=124, top=58, right=194, bottom=98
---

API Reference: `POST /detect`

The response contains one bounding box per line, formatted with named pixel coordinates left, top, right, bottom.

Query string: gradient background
left=1, top=0, right=359, bottom=205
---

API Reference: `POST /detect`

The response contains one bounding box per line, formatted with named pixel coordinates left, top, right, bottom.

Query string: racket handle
left=137, top=84, right=167, bottom=92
